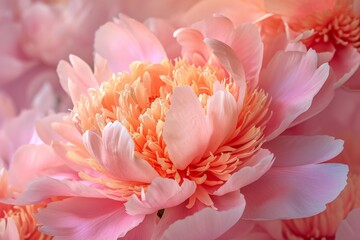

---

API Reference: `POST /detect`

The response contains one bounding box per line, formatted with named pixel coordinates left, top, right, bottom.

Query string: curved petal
left=0, top=218, right=19, bottom=240
left=336, top=208, right=360, bottom=240
left=154, top=191, right=245, bottom=240
left=94, top=14, right=166, bottom=73
left=36, top=198, right=144, bottom=240
left=121, top=214, right=157, bottom=240
left=330, top=46, right=360, bottom=87
left=213, top=149, right=274, bottom=196
left=35, top=113, right=68, bottom=144
left=206, top=90, right=238, bottom=152
left=8, top=144, right=71, bottom=191
left=57, top=55, right=99, bottom=103
left=163, top=86, right=210, bottom=170
left=230, top=23, right=263, bottom=87
left=329, top=47, right=360, bottom=87
left=242, top=163, right=349, bottom=220
left=83, top=121, right=158, bottom=182
left=205, top=38, right=246, bottom=109
left=174, top=28, right=209, bottom=65
left=265, top=135, right=344, bottom=167
left=11, top=177, right=104, bottom=205
left=145, top=18, right=180, bottom=59
left=125, top=178, right=196, bottom=215
left=259, top=49, right=329, bottom=140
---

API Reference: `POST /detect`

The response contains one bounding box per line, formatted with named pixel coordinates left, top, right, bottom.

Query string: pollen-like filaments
left=70, top=59, right=270, bottom=202
left=3, top=204, right=52, bottom=240
left=294, top=2, right=360, bottom=51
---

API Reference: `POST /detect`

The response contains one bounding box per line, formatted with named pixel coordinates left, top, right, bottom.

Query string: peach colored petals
left=1, top=0, right=354, bottom=236
left=26, top=12, right=350, bottom=239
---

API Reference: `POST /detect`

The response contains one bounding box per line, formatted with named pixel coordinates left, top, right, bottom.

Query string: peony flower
left=24, top=15, right=349, bottom=239
left=264, top=0, right=360, bottom=89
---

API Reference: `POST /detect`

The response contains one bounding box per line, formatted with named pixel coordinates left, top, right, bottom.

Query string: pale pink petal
left=126, top=178, right=196, bottom=215
left=94, top=14, right=166, bottom=73
left=344, top=65, right=360, bottom=90
left=12, top=177, right=104, bottom=205
left=154, top=191, right=245, bottom=239
left=145, top=18, right=180, bottom=59
left=205, top=39, right=246, bottom=108
left=229, top=23, right=263, bottom=87
left=35, top=113, right=68, bottom=144
left=241, top=163, right=348, bottom=220
left=36, top=198, right=144, bottom=240
left=264, top=0, right=334, bottom=19
left=217, top=220, right=255, bottom=240
left=174, top=28, right=209, bottom=65
left=336, top=208, right=360, bottom=240
left=183, top=0, right=268, bottom=27
left=0, top=109, right=39, bottom=169
left=330, top=46, right=360, bottom=87
left=120, top=214, right=157, bottom=240
left=264, top=135, right=343, bottom=167
left=192, top=15, right=234, bottom=43
left=206, top=90, right=238, bottom=152
left=83, top=121, right=158, bottom=182
left=163, top=86, right=210, bottom=170
left=57, top=55, right=99, bottom=103
left=213, top=149, right=274, bottom=196
left=93, top=53, right=112, bottom=85
left=259, top=49, right=329, bottom=140
left=8, top=144, right=71, bottom=191
left=0, top=92, right=16, bottom=123
left=0, top=218, right=20, bottom=240
left=290, top=72, right=336, bottom=126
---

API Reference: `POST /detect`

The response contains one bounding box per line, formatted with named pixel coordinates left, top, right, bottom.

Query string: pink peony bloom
left=264, top=0, right=360, bottom=89
left=22, top=15, right=349, bottom=239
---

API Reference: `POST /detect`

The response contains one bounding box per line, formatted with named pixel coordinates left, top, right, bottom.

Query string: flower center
left=68, top=59, right=270, bottom=204
left=293, top=2, right=360, bottom=51
left=3, top=204, right=52, bottom=240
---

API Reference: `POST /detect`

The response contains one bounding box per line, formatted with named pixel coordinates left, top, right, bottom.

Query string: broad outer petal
left=8, top=144, right=71, bottom=191
left=259, top=49, right=329, bottom=140
left=36, top=197, right=144, bottom=240
left=83, top=121, right=158, bottom=182
left=213, top=149, right=274, bottom=196
left=10, top=177, right=104, bottom=205
left=125, top=178, right=196, bottom=215
left=241, top=163, right=348, bottom=220
left=163, top=86, right=210, bottom=170
left=154, top=191, right=246, bottom=240
left=94, top=14, right=166, bottom=73
left=264, top=135, right=344, bottom=167
left=336, top=208, right=360, bottom=240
